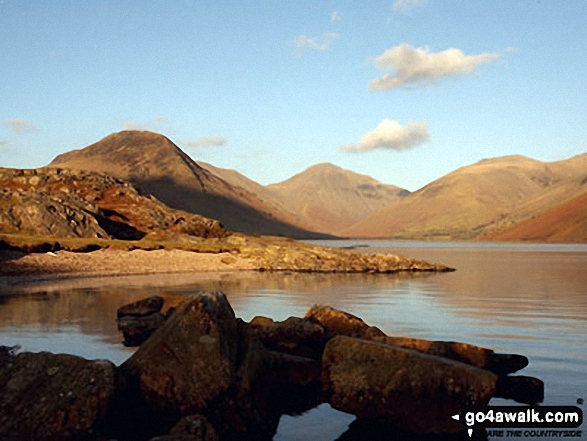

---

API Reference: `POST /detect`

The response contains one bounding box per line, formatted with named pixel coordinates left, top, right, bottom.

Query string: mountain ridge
left=49, top=131, right=331, bottom=239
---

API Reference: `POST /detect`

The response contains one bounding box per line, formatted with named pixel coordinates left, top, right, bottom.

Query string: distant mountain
left=346, top=154, right=587, bottom=240
left=487, top=188, right=587, bottom=243
left=267, top=163, right=409, bottom=235
left=48, top=131, right=329, bottom=238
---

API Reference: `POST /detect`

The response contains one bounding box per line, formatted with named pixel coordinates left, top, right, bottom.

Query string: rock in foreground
left=0, top=350, right=115, bottom=440
left=119, top=293, right=238, bottom=416
left=321, top=336, right=497, bottom=434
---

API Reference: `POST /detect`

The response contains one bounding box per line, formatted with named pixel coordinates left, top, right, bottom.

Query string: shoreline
left=0, top=249, right=256, bottom=288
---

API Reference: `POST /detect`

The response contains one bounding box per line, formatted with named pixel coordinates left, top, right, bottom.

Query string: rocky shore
left=0, top=293, right=544, bottom=441
left=0, top=234, right=453, bottom=284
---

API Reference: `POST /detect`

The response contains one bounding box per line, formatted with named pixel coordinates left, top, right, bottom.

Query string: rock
left=150, top=414, right=219, bottom=441
left=119, top=293, right=238, bottom=416
left=117, top=295, right=165, bottom=317
left=209, top=322, right=282, bottom=441
left=118, top=312, right=166, bottom=346
left=210, top=320, right=322, bottom=440
left=379, top=336, right=529, bottom=375
left=0, top=351, right=116, bottom=440
left=0, top=167, right=229, bottom=241
left=249, top=315, right=326, bottom=359
left=305, top=305, right=386, bottom=340
left=307, top=305, right=528, bottom=375
left=321, top=336, right=497, bottom=434
left=496, top=375, right=544, bottom=404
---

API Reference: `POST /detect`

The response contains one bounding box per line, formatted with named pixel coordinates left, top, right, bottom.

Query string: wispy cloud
left=330, top=11, right=340, bottom=23
left=0, top=140, right=9, bottom=153
left=122, top=122, right=148, bottom=131
left=341, top=119, right=430, bottom=153
left=184, top=136, right=227, bottom=148
left=294, top=32, right=340, bottom=53
left=122, top=117, right=171, bottom=132
left=370, top=43, right=503, bottom=91
left=4, top=119, right=37, bottom=134
left=48, top=49, right=64, bottom=58
left=392, top=0, right=428, bottom=14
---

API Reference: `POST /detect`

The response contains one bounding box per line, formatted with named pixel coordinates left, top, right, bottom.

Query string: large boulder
left=119, top=293, right=238, bottom=417
left=0, top=351, right=116, bottom=440
left=306, top=305, right=528, bottom=375
left=321, top=336, right=497, bottom=434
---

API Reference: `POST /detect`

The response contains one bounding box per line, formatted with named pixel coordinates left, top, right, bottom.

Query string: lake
left=1, top=241, right=586, bottom=440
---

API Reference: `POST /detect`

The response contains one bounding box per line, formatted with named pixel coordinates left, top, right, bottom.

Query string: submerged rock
left=0, top=351, right=115, bottom=440
left=321, top=336, right=497, bottom=434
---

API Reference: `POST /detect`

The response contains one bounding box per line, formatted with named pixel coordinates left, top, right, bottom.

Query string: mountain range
left=46, top=131, right=587, bottom=243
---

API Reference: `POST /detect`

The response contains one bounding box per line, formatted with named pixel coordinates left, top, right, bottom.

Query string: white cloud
left=330, top=11, right=340, bottom=23
left=4, top=119, right=37, bottom=134
left=294, top=32, right=340, bottom=52
left=341, top=119, right=430, bottom=153
left=0, top=140, right=9, bottom=153
left=392, top=0, right=427, bottom=13
left=122, top=122, right=148, bottom=131
left=370, top=43, right=503, bottom=91
left=184, top=136, right=227, bottom=148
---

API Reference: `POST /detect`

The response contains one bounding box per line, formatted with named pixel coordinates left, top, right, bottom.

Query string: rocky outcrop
left=1, top=295, right=543, bottom=440
left=305, top=305, right=528, bottom=375
left=321, top=336, right=497, bottom=434
left=0, top=350, right=115, bottom=440
left=0, top=167, right=228, bottom=240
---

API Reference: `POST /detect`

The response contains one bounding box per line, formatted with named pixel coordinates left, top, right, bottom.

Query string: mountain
left=48, top=131, right=328, bottom=238
left=197, top=161, right=305, bottom=226
left=346, top=154, right=587, bottom=240
left=486, top=188, right=587, bottom=243
left=0, top=167, right=227, bottom=240
left=266, top=163, right=409, bottom=235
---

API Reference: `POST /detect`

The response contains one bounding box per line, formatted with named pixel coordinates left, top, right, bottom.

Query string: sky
left=1, top=0, right=586, bottom=191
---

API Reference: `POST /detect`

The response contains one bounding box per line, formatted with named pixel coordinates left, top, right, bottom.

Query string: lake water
left=1, top=241, right=586, bottom=440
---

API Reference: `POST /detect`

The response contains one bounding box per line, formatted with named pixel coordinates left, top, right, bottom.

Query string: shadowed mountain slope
left=346, top=154, right=587, bottom=240
left=267, top=163, right=409, bottom=235
left=48, top=131, right=330, bottom=238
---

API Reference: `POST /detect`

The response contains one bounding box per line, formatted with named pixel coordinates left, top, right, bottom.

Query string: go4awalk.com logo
left=451, top=406, right=583, bottom=438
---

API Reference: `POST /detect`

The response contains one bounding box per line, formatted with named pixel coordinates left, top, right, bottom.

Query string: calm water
left=0, top=241, right=586, bottom=440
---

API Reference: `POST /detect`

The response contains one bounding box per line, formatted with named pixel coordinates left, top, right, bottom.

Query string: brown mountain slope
left=0, top=167, right=227, bottom=240
left=486, top=188, right=587, bottom=243
left=345, top=154, right=587, bottom=240
left=197, top=161, right=307, bottom=227
left=48, top=131, right=329, bottom=238
left=267, top=163, right=409, bottom=235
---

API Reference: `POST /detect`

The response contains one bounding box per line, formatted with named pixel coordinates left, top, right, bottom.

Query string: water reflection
left=0, top=243, right=586, bottom=440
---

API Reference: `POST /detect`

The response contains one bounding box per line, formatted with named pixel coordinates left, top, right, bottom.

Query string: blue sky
left=1, top=0, right=586, bottom=190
